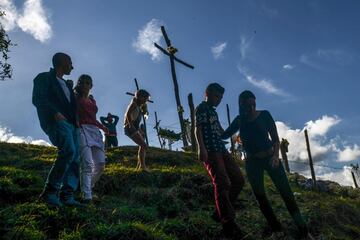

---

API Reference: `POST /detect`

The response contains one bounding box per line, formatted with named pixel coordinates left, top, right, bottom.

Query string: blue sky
left=0, top=0, right=359, bottom=186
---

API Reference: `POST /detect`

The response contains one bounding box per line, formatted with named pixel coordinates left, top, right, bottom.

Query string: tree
left=0, top=11, right=15, bottom=81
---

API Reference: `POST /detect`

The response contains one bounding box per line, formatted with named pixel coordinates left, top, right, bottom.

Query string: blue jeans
left=45, top=120, right=80, bottom=195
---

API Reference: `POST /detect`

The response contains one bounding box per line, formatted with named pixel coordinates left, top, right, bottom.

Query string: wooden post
left=226, top=104, right=235, bottom=154
left=134, top=78, right=149, bottom=146
left=154, top=111, right=163, bottom=149
left=351, top=171, right=359, bottom=189
left=154, top=26, right=194, bottom=148
left=280, top=138, right=290, bottom=173
left=187, top=93, right=197, bottom=152
left=304, top=129, right=317, bottom=190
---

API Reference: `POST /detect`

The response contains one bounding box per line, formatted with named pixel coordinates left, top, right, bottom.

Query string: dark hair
left=206, top=83, right=225, bottom=94
left=52, top=52, right=70, bottom=68
left=239, top=90, right=256, bottom=101
left=238, top=90, right=256, bottom=115
left=75, top=74, right=93, bottom=97
left=135, top=89, right=150, bottom=99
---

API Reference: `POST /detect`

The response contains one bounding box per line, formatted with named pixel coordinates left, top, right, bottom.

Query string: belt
left=247, top=148, right=274, bottom=159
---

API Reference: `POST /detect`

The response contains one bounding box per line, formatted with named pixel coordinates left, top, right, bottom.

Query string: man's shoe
left=210, top=210, right=221, bottom=223
left=40, top=192, right=63, bottom=207
left=62, top=195, right=85, bottom=207
left=222, top=220, right=245, bottom=239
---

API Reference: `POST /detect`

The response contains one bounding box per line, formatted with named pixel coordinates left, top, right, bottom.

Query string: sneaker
left=222, top=220, right=245, bottom=239
left=211, top=210, right=221, bottom=223
left=40, top=192, right=63, bottom=207
left=62, top=195, right=86, bottom=207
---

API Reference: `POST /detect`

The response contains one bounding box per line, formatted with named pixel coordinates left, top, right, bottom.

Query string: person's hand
left=198, top=148, right=208, bottom=162
left=54, top=112, right=67, bottom=122
left=102, top=126, right=109, bottom=135
left=66, top=79, right=74, bottom=88
left=271, top=154, right=280, bottom=168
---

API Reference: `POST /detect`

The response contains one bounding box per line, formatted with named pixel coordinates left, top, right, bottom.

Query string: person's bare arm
left=195, top=126, right=208, bottom=162
left=125, top=102, right=137, bottom=126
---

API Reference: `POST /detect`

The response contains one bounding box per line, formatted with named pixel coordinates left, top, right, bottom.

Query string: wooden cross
left=154, top=26, right=194, bottom=148
left=125, top=78, right=152, bottom=146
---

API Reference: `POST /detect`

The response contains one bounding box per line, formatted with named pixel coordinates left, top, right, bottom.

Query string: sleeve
left=265, top=110, right=280, bottom=144
left=195, top=106, right=208, bottom=127
left=112, top=115, right=119, bottom=125
left=222, top=115, right=241, bottom=139
left=32, top=73, right=60, bottom=116
left=100, top=116, right=107, bottom=125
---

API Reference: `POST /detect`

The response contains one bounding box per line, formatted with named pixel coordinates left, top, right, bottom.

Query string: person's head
left=205, top=83, right=225, bottom=107
left=238, top=90, right=256, bottom=116
left=52, top=52, right=73, bottom=75
left=135, top=89, right=150, bottom=105
left=75, top=74, right=93, bottom=97
left=107, top=113, right=113, bottom=123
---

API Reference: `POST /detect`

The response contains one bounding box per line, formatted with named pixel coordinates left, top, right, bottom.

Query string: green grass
left=0, top=142, right=359, bottom=239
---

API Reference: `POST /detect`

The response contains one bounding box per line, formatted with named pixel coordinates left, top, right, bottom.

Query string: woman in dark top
left=222, top=90, right=312, bottom=239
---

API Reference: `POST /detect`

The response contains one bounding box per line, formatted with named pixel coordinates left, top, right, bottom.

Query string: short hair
left=239, top=90, right=256, bottom=100
left=136, top=89, right=150, bottom=99
left=52, top=52, right=70, bottom=68
left=206, top=83, right=225, bottom=94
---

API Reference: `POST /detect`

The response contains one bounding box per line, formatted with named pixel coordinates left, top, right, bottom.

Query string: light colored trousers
left=79, top=125, right=106, bottom=200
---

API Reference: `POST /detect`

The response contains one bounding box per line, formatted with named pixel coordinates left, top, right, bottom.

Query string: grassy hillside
left=0, top=142, right=359, bottom=240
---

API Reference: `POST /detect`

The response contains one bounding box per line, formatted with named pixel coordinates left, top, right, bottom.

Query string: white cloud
left=132, top=18, right=164, bottom=61
left=237, top=65, right=288, bottom=97
left=275, top=115, right=360, bottom=186
left=0, top=0, right=18, bottom=30
left=305, top=115, right=341, bottom=136
left=261, top=4, right=278, bottom=17
left=239, top=35, right=254, bottom=60
left=0, top=125, right=50, bottom=146
left=300, top=49, right=353, bottom=69
left=337, top=144, right=360, bottom=162
left=211, top=42, right=227, bottom=59
left=17, top=0, right=52, bottom=42
left=0, top=0, right=52, bottom=43
left=283, top=64, right=295, bottom=70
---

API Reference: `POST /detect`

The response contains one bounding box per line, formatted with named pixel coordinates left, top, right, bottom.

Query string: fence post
left=304, top=129, right=317, bottom=190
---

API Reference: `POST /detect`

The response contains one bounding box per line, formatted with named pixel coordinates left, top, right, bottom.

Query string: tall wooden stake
left=187, top=93, right=196, bottom=152
left=280, top=138, right=290, bottom=173
left=351, top=171, right=359, bottom=189
left=154, top=26, right=194, bottom=148
left=154, top=111, right=163, bottom=149
left=304, top=129, right=317, bottom=190
left=226, top=104, right=235, bottom=154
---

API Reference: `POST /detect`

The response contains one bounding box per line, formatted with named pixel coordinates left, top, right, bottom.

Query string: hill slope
left=0, top=142, right=359, bottom=240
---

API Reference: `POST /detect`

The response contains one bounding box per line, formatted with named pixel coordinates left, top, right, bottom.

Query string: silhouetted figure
left=195, top=83, right=245, bottom=238
left=75, top=74, right=108, bottom=204
left=100, top=113, right=119, bottom=148
left=32, top=52, right=82, bottom=207
left=124, top=90, right=151, bottom=172
left=222, top=90, right=313, bottom=239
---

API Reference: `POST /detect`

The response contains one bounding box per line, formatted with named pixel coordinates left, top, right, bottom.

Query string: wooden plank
left=305, top=129, right=317, bottom=190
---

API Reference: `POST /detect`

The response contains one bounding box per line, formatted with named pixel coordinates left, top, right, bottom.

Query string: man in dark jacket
left=32, top=52, right=82, bottom=207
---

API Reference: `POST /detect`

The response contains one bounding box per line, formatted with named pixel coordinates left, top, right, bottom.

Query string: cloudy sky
left=0, top=0, right=359, bottom=186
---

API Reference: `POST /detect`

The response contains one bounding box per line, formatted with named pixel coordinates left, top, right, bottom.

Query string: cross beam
left=154, top=26, right=194, bottom=148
